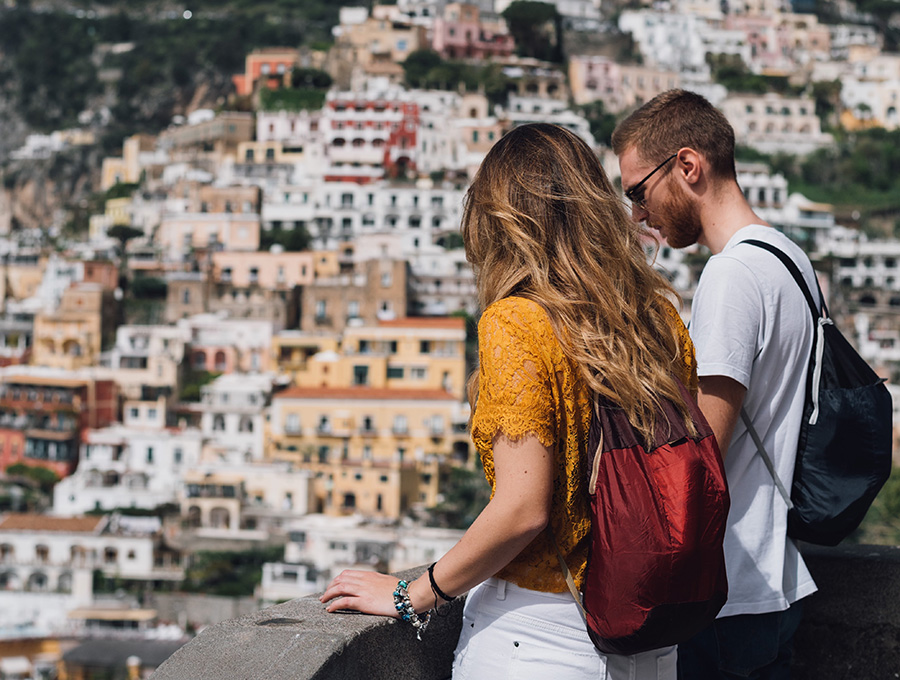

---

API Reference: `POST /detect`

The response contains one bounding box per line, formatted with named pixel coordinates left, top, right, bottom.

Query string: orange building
left=232, top=48, right=299, bottom=97
left=0, top=369, right=118, bottom=477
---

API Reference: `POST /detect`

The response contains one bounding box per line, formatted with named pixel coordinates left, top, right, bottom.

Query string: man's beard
left=650, top=179, right=702, bottom=249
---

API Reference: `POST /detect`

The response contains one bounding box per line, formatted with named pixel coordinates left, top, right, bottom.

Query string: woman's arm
left=320, top=432, right=554, bottom=616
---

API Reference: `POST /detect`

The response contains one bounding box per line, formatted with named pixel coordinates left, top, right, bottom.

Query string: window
left=420, top=340, right=432, bottom=354
left=286, top=413, right=300, bottom=433
left=148, top=408, right=157, bottom=420
left=381, top=272, right=392, bottom=287
left=130, top=408, right=139, bottom=418
left=387, top=366, right=404, bottom=379
left=174, top=448, right=183, bottom=465
left=213, top=415, right=226, bottom=431
left=348, top=300, right=360, bottom=318
left=353, top=365, right=369, bottom=386
left=147, top=447, right=154, bottom=463
left=393, top=414, right=408, bottom=434
left=316, top=300, right=327, bottom=318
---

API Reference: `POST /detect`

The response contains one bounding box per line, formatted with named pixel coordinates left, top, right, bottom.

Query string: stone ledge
left=152, top=545, right=900, bottom=680
left=150, top=565, right=463, bottom=680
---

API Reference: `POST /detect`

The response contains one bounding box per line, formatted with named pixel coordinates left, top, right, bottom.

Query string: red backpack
left=556, top=380, right=730, bottom=655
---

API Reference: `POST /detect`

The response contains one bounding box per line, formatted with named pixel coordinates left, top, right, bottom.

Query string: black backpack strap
left=740, top=238, right=827, bottom=321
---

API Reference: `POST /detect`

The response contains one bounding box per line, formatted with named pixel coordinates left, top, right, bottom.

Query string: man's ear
left=675, top=148, right=703, bottom=185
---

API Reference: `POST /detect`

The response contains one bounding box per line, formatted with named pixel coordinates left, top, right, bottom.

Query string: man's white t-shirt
left=691, top=224, right=818, bottom=618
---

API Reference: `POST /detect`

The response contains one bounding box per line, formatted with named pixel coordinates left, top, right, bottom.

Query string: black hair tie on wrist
left=428, top=562, right=453, bottom=603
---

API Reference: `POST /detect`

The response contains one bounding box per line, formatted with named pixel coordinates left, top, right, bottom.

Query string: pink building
left=211, top=251, right=317, bottom=289
left=432, top=3, right=515, bottom=60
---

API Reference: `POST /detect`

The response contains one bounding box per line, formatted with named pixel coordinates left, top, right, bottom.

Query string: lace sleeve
left=471, top=298, right=558, bottom=476
left=664, top=300, right=699, bottom=396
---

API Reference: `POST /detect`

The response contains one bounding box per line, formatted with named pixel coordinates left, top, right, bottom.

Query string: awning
left=0, top=656, right=33, bottom=675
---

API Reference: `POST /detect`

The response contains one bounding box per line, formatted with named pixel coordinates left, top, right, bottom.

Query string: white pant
left=452, top=578, right=676, bottom=680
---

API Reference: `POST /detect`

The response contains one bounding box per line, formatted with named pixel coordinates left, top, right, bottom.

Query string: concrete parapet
left=151, top=565, right=463, bottom=680
left=152, top=546, right=900, bottom=679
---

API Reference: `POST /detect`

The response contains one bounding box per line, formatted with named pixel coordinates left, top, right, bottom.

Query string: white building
left=195, top=373, right=275, bottom=462
left=100, top=324, right=191, bottom=401
left=259, top=514, right=463, bottom=602
left=618, top=11, right=713, bottom=77
left=0, top=514, right=181, bottom=636
left=720, top=93, right=834, bottom=155
left=261, top=177, right=466, bottom=253
left=52, top=425, right=205, bottom=516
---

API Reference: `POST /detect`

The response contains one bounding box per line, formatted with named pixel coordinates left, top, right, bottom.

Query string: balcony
left=152, top=545, right=900, bottom=680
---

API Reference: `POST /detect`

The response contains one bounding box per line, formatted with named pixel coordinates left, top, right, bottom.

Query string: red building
left=0, top=371, right=118, bottom=478
left=324, top=95, right=420, bottom=181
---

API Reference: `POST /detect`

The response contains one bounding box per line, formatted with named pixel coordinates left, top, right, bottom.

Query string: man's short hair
left=611, top=89, right=737, bottom=181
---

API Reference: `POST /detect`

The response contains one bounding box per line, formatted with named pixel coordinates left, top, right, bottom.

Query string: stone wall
left=152, top=546, right=900, bottom=680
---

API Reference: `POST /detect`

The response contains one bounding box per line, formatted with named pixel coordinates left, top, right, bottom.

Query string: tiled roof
left=0, top=513, right=105, bottom=533
left=274, top=387, right=458, bottom=401
left=377, top=317, right=466, bottom=329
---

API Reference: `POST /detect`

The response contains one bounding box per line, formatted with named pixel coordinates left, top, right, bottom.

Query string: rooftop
left=0, top=513, right=106, bottom=533
left=273, top=386, right=459, bottom=401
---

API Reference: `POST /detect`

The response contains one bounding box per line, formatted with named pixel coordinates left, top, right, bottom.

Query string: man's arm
left=697, top=375, right=747, bottom=459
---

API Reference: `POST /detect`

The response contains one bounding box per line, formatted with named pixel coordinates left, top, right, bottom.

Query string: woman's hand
left=320, top=569, right=402, bottom=617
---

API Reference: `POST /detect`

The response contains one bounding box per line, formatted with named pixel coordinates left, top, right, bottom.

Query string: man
left=612, top=89, right=818, bottom=679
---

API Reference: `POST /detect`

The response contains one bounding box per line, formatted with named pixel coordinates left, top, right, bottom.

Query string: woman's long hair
left=462, top=123, right=693, bottom=443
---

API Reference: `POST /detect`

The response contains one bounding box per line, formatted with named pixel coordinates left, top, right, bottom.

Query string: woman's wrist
left=406, top=575, right=436, bottom=614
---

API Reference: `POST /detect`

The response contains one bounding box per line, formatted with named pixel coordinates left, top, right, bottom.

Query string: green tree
left=428, top=461, right=491, bottom=529
left=402, top=49, right=444, bottom=88
left=291, top=67, right=332, bottom=89
left=502, top=1, right=563, bottom=62
left=810, top=79, right=842, bottom=129
left=182, top=546, right=284, bottom=596
left=854, top=466, right=900, bottom=545
left=7, top=463, right=59, bottom=494
left=130, top=276, right=168, bottom=300
left=580, top=100, right=618, bottom=147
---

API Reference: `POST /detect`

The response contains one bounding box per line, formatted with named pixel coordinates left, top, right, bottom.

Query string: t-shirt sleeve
left=690, top=255, right=763, bottom=388
left=470, top=299, right=557, bottom=455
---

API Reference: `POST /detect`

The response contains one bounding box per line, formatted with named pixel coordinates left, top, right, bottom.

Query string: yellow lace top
left=470, top=296, right=697, bottom=593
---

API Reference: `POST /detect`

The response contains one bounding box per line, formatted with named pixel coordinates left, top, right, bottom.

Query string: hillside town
left=1, top=0, right=900, bottom=676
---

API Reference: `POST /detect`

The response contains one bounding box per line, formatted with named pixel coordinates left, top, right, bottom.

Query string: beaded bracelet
left=393, top=579, right=431, bottom=640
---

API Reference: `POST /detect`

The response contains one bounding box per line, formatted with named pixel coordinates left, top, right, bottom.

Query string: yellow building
left=100, top=133, right=155, bottom=192
left=32, top=285, right=118, bottom=371
left=272, top=317, right=468, bottom=398
left=88, top=196, right=132, bottom=242
left=268, top=386, right=470, bottom=517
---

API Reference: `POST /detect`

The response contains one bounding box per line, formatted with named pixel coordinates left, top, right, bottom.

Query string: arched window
left=27, top=571, right=48, bottom=592
left=213, top=415, right=226, bottom=431
left=187, top=506, right=202, bottom=528
left=210, top=507, right=231, bottom=529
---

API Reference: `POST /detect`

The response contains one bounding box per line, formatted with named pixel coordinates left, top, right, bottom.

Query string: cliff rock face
left=0, top=147, right=103, bottom=236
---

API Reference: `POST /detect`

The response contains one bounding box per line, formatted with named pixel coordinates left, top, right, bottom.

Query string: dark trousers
left=677, top=600, right=804, bottom=680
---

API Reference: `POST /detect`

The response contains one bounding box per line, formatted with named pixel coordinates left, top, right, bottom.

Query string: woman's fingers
left=319, top=570, right=400, bottom=618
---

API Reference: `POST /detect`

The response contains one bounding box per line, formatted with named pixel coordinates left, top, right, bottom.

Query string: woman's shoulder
left=478, top=297, right=557, bottom=355
left=481, top=296, right=551, bottom=326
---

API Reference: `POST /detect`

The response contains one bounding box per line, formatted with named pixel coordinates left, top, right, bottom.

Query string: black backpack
left=741, top=239, right=893, bottom=546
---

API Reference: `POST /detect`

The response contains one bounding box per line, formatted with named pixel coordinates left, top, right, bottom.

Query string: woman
left=320, top=123, right=698, bottom=679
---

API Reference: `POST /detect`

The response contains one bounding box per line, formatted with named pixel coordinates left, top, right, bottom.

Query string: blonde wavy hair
left=462, top=123, right=693, bottom=443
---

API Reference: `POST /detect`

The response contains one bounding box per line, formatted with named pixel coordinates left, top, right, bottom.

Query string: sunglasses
left=624, top=154, right=678, bottom=209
